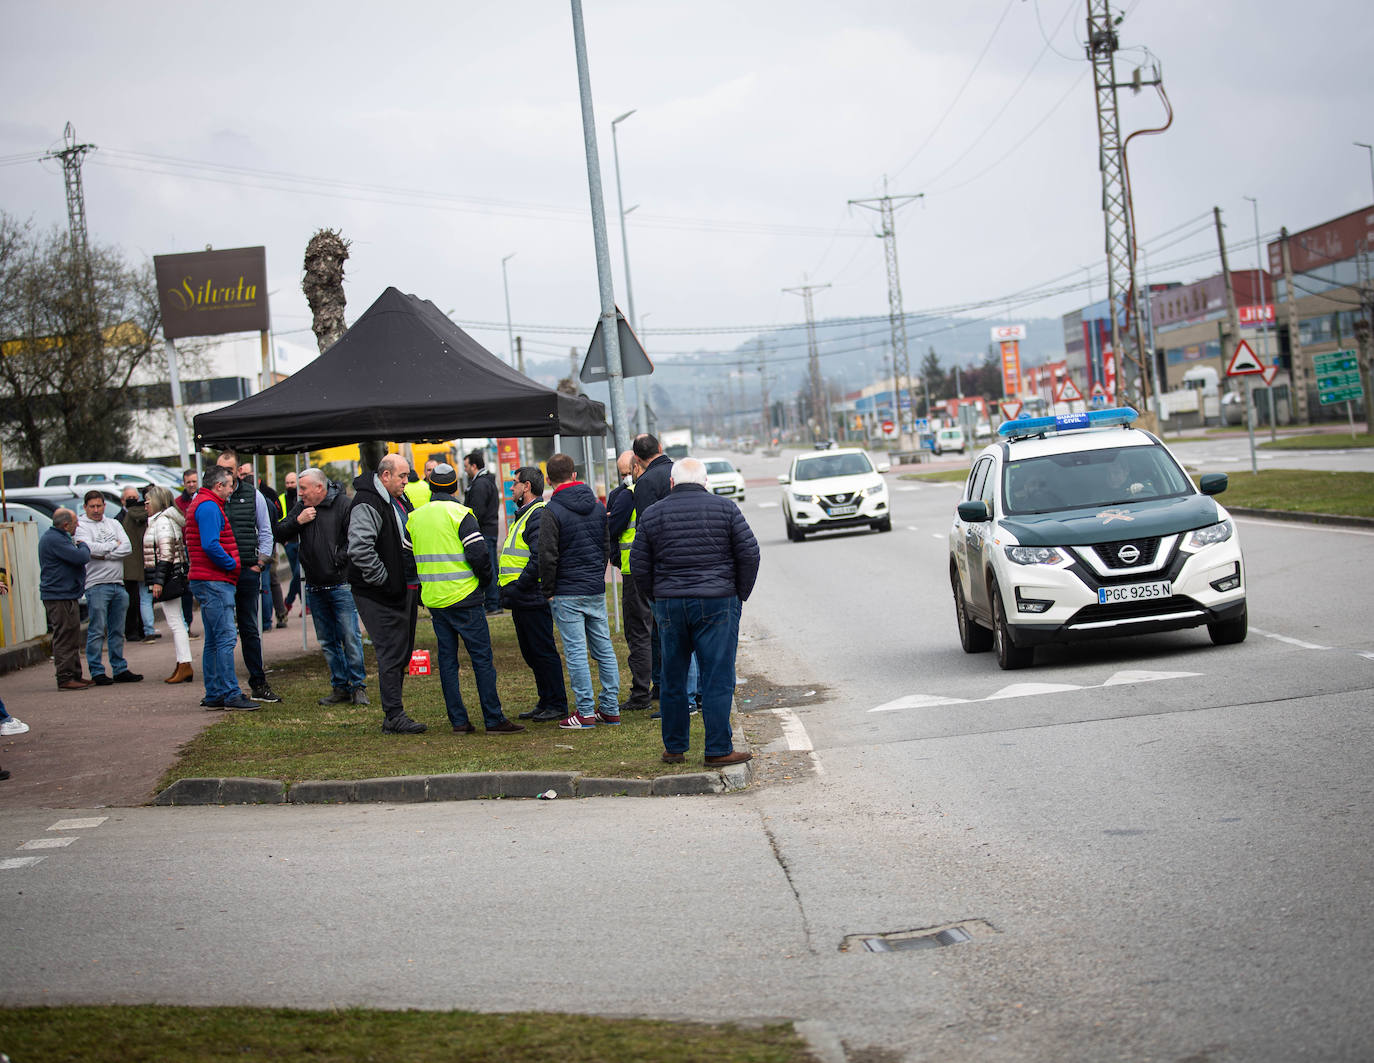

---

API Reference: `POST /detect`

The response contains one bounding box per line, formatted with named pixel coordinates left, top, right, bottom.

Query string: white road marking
left=1236, top=517, right=1374, bottom=538
left=1249, top=627, right=1330, bottom=651
left=930, top=533, right=942, bottom=539
left=48, top=817, right=107, bottom=831
left=19, top=838, right=74, bottom=850
left=1, top=857, right=45, bottom=870
left=1361, top=652, right=1374, bottom=662
left=768, top=708, right=814, bottom=751
left=896, top=486, right=921, bottom=492
left=869, top=669, right=1201, bottom=713
left=757, top=501, right=779, bottom=509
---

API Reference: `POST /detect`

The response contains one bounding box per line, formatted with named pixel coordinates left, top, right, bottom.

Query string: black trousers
left=621, top=571, right=654, bottom=708
left=45, top=599, right=83, bottom=685
left=233, top=568, right=266, bottom=688
left=354, top=589, right=415, bottom=718
left=511, top=604, right=569, bottom=714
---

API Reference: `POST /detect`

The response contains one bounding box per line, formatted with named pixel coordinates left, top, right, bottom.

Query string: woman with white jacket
left=143, top=485, right=194, bottom=684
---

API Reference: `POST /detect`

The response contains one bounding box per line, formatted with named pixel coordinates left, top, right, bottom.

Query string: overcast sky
left=3, top=0, right=1369, bottom=373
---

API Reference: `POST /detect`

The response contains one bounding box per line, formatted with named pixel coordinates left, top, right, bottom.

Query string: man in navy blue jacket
left=537, top=453, right=620, bottom=729
left=39, top=507, right=93, bottom=690
left=630, top=457, right=760, bottom=767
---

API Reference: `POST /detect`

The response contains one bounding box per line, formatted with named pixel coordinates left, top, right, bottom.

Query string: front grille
left=822, top=492, right=857, bottom=506
left=1092, top=537, right=1161, bottom=569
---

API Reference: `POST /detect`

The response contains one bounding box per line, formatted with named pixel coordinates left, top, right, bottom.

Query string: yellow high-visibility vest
left=499, top=501, right=544, bottom=586
left=618, top=507, right=636, bottom=575
left=403, top=479, right=431, bottom=510
left=408, top=500, right=478, bottom=608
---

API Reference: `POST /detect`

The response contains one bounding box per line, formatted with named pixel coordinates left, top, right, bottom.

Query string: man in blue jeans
left=276, top=468, right=368, bottom=705
left=408, top=463, right=523, bottom=734
left=74, top=491, right=142, bottom=685
left=630, top=457, right=760, bottom=766
left=537, top=453, right=620, bottom=729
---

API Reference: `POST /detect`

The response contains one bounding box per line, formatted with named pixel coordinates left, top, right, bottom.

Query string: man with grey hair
left=39, top=506, right=93, bottom=690
left=630, top=456, right=760, bottom=767
left=277, top=467, right=368, bottom=705
left=348, top=454, right=426, bottom=734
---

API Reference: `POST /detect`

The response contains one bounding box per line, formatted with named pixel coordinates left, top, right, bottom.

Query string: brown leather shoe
left=164, top=662, right=194, bottom=684
left=704, top=751, right=752, bottom=766
left=661, top=752, right=685, bottom=764
left=486, top=720, right=526, bottom=734
left=58, top=679, right=92, bottom=691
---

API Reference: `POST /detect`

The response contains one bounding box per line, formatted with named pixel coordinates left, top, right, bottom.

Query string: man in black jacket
left=630, top=457, right=760, bottom=767
left=606, top=450, right=652, bottom=713
left=215, top=450, right=281, bottom=704
left=277, top=468, right=368, bottom=706
left=464, top=449, right=503, bottom=615
left=347, top=454, right=425, bottom=735
left=500, top=467, right=569, bottom=723
left=630, top=433, right=673, bottom=698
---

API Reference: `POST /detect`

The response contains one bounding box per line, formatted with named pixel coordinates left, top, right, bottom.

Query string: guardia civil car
left=949, top=408, right=1247, bottom=669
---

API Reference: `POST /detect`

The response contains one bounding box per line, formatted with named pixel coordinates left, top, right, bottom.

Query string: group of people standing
left=32, top=433, right=761, bottom=766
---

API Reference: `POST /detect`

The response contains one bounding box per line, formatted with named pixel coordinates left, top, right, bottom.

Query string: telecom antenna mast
left=849, top=182, right=923, bottom=439
left=44, top=122, right=97, bottom=263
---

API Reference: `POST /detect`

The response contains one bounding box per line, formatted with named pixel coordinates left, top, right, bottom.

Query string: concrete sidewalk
left=0, top=611, right=315, bottom=808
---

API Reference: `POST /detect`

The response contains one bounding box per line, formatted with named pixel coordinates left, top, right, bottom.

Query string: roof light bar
left=997, top=406, right=1138, bottom=440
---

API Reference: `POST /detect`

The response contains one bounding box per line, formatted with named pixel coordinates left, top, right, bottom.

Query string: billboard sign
left=153, top=246, right=270, bottom=340
left=999, top=340, right=1023, bottom=397
left=991, top=324, right=1026, bottom=341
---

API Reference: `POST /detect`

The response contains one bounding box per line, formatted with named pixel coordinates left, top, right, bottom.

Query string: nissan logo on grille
left=1117, top=543, right=1141, bottom=565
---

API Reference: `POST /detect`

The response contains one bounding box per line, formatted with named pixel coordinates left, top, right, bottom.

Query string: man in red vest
left=185, top=464, right=258, bottom=711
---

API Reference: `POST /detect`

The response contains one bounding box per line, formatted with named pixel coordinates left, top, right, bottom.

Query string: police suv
left=949, top=408, right=1247, bottom=669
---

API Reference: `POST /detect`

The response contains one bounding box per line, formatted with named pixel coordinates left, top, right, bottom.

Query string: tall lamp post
left=1356, top=142, right=1374, bottom=202
left=501, top=252, right=517, bottom=369
left=611, top=108, right=648, bottom=434
left=1243, top=196, right=1277, bottom=441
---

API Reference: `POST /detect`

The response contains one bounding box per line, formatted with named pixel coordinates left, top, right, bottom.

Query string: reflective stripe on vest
left=618, top=508, right=636, bottom=575
left=407, top=500, right=478, bottom=608
left=499, top=500, right=544, bottom=586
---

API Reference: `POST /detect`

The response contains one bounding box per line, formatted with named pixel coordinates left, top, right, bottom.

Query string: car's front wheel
left=952, top=570, right=993, bottom=654
left=1208, top=604, right=1248, bottom=645
left=991, top=579, right=1033, bottom=669
left=873, top=515, right=892, bottom=533
left=784, top=509, right=804, bottom=542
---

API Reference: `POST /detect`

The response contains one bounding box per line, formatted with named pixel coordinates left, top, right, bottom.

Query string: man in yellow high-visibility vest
left=500, top=466, right=569, bottom=723
left=407, top=463, right=525, bottom=735
left=606, top=450, right=652, bottom=713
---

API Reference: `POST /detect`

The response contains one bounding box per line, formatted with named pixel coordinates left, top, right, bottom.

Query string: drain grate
left=842, top=918, right=995, bottom=953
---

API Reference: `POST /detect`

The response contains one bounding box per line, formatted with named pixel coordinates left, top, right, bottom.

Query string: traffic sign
left=580, top=308, right=654, bottom=383
left=881, top=420, right=896, bottom=438
left=913, top=418, right=930, bottom=433
left=1313, top=349, right=1364, bottom=405
left=1001, top=399, right=1023, bottom=420
left=1226, top=339, right=1264, bottom=376
left=1055, top=376, right=1084, bottom=403
left=1260, top=364, right=1280, bottom=387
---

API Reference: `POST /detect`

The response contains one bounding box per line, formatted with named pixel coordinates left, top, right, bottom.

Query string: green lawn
left=1258, top=430, right=1374, bottom=450
left=159, top=590, right=716, bottom=790
left=0, top=1006, right=815, bottom=1063
left=1214, top=468, right=1374, bottom=518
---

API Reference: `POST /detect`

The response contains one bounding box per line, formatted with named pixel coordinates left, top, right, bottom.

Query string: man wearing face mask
left=606, top=450, right=652, bottom=714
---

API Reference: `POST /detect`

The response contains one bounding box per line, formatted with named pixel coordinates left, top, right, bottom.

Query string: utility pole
left=756, top=340, right=770, bottom=445
left=783, top=281, right=829, bottom=441
left=516, top=335, right=525, bottom=376
left=1214, top=206, right=1244, bottom=377
left=1086, top=1, right=1161, bottom=409
left=849, top=182, right=923, bottom=443
left=1278, top=228, right=1310, bottom=425
left=43, top=121, right=96, bottom=266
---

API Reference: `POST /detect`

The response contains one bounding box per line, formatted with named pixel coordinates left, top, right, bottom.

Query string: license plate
left=1098, top=580, right=1171, bottom=604
left=828, top=504, right=858, bottom=516
left=714, top=486, right=733, bottom=494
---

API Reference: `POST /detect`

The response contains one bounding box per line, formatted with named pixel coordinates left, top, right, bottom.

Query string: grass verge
left=1217, top=468, right=1374, bottom=518
left=898, top=469, right=970, bottom=484
left=158, top=593, right=718, bottom=790
left=1258, top=430, right=1374, bottom=450
left=0, top=1005, right=815, bottom=1063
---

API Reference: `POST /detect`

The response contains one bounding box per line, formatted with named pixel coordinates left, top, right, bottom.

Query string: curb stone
left=1226, top=506, right=1374, bottom=530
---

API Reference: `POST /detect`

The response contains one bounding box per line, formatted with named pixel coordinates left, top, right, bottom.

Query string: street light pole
left=501, top=252, right=517, bottom=369
left=1243, top=195, right=1278, bottom=441
left=611, top=108, right=648, bottom=435
left=1356, top=142, right=1374, bottom=202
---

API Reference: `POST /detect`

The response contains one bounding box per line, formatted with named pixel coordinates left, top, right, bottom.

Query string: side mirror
left=957, top=500, right=990, bottom=522
left=777, top=474, right=790, bottom=485
left=876, top=462, right=891, bottom=474
left=1199, top=472, right=1228, bottom=496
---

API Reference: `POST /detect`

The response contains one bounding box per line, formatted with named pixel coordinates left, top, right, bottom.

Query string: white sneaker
left=0, top=717, right=30, bottom=736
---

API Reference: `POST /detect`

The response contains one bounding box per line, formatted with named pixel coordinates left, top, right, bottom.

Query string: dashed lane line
left=1249, top=627, right=1330, bottom=651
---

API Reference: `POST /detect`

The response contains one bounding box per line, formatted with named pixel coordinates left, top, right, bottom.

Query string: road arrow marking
left=869, top=670, right=1200, bottom=712
left=986, top=681, right=1083, bottom=699
left=871, top=693, right=971, bottom=712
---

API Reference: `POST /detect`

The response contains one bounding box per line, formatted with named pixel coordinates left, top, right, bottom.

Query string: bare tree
left=0, top=213, right=162, bottom=471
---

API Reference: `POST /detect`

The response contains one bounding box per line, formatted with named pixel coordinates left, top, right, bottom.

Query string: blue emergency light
left=997, top=406, right=1138, bottom=440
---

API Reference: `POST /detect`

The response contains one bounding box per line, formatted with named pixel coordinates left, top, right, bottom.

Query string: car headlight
left=1187, top=520, right=1233, bottom=549
left=1004, top=545, right=1065, bottom=566
left=792, top=491, right=818, bottom=504
left=864, top=483, right=885, bottom=496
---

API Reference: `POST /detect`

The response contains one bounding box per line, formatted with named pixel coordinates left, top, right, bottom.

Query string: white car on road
left=703, top=459, right=746, bottom=502
left=779, top=447, right=891, bottom=540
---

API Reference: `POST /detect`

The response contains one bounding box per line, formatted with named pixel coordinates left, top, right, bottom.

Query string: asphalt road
left=3, top=449, right=1372, bottom=1062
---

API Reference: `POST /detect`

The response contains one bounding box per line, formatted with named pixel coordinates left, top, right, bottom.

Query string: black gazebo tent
left=193, top=286, right=606, bottom=453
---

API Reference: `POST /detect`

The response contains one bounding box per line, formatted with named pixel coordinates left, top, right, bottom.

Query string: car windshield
left=794, top=452, right=874, bottom=481
left=704, top=461, right=734, bottom=475
left=1001, top=444, right=1193, bottom=515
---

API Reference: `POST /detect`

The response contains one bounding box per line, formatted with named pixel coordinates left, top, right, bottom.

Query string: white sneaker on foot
left=0, top=717, right=30, bottom=736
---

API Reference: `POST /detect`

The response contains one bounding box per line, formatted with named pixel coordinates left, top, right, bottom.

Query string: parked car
left=779, top=447, right=891, bottom=540
left=703, top=459, right=746, bottom=502
left=36, top=462, right=183, bottom=490
left=949, top=407, right=1246, bottom=669
left=934, top=427, right=966, bottom=455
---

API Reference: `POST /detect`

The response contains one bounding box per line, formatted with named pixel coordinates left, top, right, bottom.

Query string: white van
left=37, top=462, right=185, bottom=490
left=933, top=427, right=966, bottom=455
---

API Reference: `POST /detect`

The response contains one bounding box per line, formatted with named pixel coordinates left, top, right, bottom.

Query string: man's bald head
left=617, top=450, right=635, bottom=478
